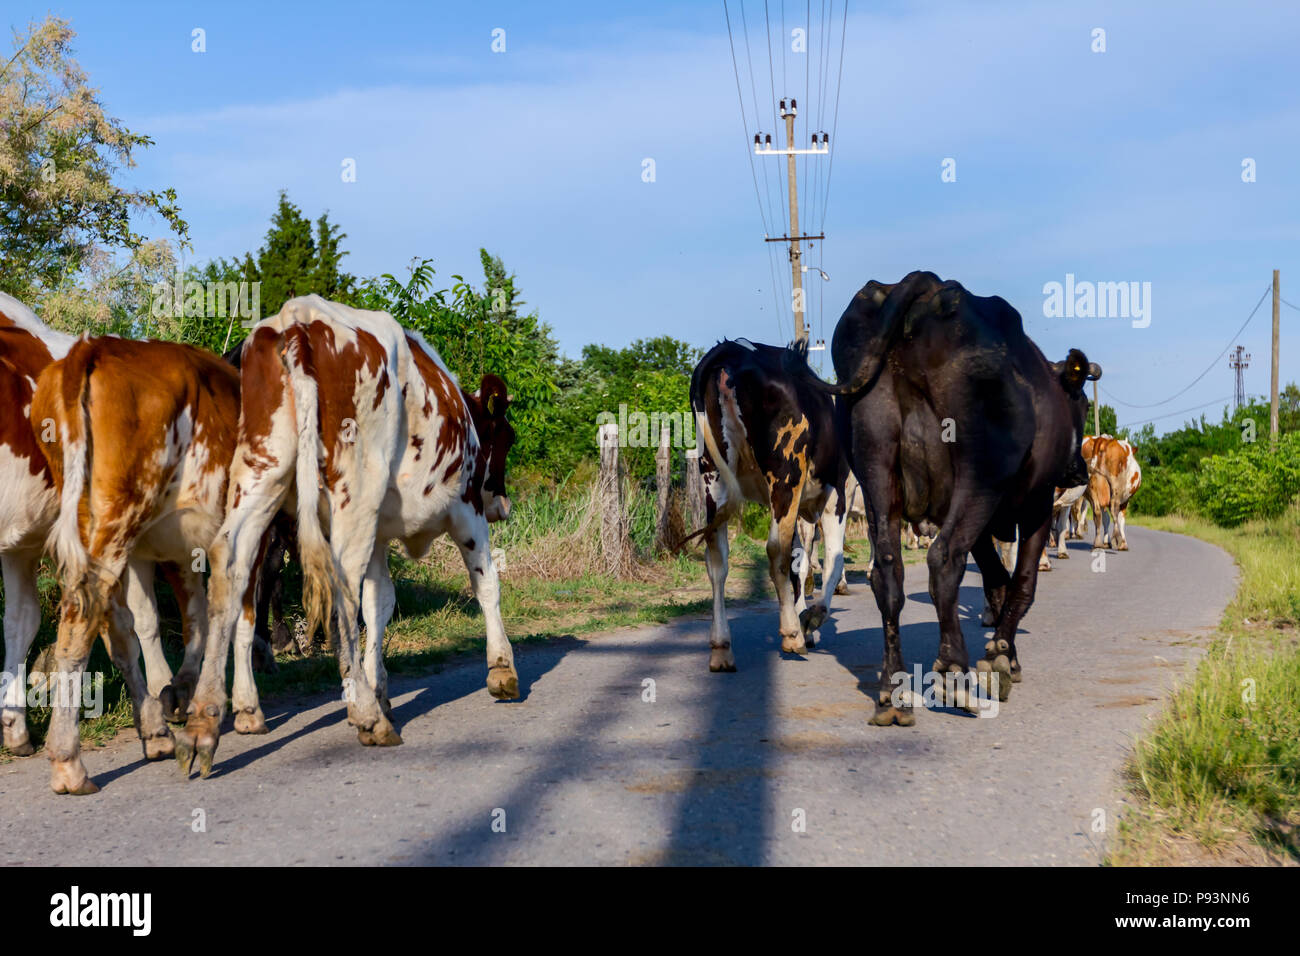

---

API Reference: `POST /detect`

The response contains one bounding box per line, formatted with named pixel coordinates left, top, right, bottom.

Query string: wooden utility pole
left=1093, top=379, right=1100, bottom=436
left=754, top=99, right=827, bottom=346
left=1271, top=269, right=1281, bottom=440
left=783, top=104, right=805, bottom=344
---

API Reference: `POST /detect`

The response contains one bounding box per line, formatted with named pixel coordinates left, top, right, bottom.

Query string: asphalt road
left=0, top=525, right=1236, bottom=865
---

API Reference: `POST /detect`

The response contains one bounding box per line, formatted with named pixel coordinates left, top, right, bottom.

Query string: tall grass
left=1114, top=505, right=1300, bottom=863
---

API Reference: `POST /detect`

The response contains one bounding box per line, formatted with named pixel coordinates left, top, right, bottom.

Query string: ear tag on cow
left=486, top=393, right=496, bottom=416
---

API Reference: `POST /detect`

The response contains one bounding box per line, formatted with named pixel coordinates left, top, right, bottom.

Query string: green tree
left=0, top=16, right=187, bottom=299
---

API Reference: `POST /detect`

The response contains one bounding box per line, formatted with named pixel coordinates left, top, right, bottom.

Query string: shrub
left=1193, top=432, right=1300, bottom=526
left=1131, top=465, right=1196, bottom=517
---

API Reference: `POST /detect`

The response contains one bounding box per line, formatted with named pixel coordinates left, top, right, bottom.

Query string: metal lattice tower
left=1228, top=344, right=1251, bottom=411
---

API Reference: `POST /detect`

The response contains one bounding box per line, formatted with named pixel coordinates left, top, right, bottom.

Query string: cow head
left=467, top=374, right=516, bottom=522
left=1052, top=349, right=1102, bottom=487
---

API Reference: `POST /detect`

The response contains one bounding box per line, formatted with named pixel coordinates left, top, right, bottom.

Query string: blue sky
left=24, top=0, right=1300, bottom=432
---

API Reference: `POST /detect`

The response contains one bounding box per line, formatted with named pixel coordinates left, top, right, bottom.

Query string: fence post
left=685, top=448, right=703, bottom=531
left=654, top=427, right=673, bottom=552
left=598, top=423, right=626, bottom=575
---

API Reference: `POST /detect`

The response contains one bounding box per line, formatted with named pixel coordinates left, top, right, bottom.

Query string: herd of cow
left=690, top=271, right=1139, bottom=724
left=1, top=268, right=1137, bottom=794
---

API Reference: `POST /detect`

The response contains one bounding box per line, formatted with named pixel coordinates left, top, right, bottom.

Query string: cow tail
left=283, top=343, right=336, bottom=650
left=678, top=368, right=743, bottom=549
left=49, top=342, right=104, bottom=632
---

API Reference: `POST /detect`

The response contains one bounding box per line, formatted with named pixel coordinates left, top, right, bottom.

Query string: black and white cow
left=687, top=338, right=848, bottom=672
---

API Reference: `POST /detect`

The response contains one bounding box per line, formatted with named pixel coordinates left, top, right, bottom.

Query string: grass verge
left=1109, top=506, right=1300, bottom=865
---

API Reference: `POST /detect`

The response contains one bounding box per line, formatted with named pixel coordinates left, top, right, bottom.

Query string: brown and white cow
left=0, top=293, right=73, bottom=755
left=174, top=295, right=516, bottom=777
left=686, top=338, right=848, bottom=672
left=1082, top=435, right=1142, bottom=550
left=32, top=336, right=241, bottom=793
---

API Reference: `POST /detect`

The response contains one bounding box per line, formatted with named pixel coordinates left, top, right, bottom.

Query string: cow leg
left=800, top=495, right=846, bottom=637
left=1, top=553, right=40, bottom=755
left=861, top=465, right=910, bottom=726
left=102, top=592, right=173, bottom=761
left=972, top=533, right=1011, bottom=628
left=126, top=560, right=173, bottom=699
left=767, top=473, right=808, bottom=655
left=1116, top=504, right=1130, bottom=551
left=361, top=543, right=397, bottom=718
left=158, top=564, right=211, bottom=723
left=227, top=529, right=275, bottom=736
left=926, top=495, right=999, bottom=691
left=704, top=529, right=735, bottom=672
left=450, top=508, right=518, bottom=701
left=178, top=493, right=285, bottom=777
left=1054, top=507, right=1069, bottom=558
left=46, top=591, right=101, bottom=794
left=1088, top=487, right=1107, bottom=550
left=977, top=507, right=1051, bottom=702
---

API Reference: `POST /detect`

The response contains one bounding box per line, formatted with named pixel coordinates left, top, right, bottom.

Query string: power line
left=1120, top=395, right=1236, bottom=429
left=1101, top=284, right=1272, bottom=409
left=820, top=0, right=848, bottom=234
left=723, top=1, right=772, bottom=237
left=1281, top=296, right=1300, bottom=312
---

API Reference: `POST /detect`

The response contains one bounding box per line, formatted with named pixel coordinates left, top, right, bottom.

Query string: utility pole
left=755, top=98, right=828, bottom=347
left=784, top=102, right=804, bottom=343
left=1093, top=379, right=1100, bottom=436
left=1229, top=344, right=1251, bottom=412
left=1271, top=269, right=1280, bottom=440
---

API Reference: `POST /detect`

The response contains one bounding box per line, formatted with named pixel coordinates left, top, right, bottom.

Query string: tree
left=0, top=16, right=187, bottom=299
left=355, top=253, right=562, bottom=467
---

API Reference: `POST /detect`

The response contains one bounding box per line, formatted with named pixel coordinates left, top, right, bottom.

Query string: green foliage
left=0, top=17, right=188, bottom=300
left=1131, top=465, right=1195, bottom=517
left=1128, top=394, right=1300, bottom=525
left=547, top=335, right=702, bottom=480
left=355, top=254, right=560, bottom=467
left=1085, top=400, right=1117, bottom=437
left=740, top=501, right=770, bottom=540
left=1192, top=432, right=1300, bottom=527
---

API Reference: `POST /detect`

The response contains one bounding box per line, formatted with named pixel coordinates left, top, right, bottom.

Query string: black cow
left=686, top=338, right=849, bottom=672
left=804, top=271, right=1099, bottom=724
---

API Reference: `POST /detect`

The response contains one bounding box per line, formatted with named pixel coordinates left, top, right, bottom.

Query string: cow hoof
left=834, top=581, right=849, bottom=596
left=159, top=681, right=192, bottom=723
left=1056, top=552, right=1068, bottom=559
left=978, top=641, right=1014, bottom=702
left=234, top=708, right=268, bottom=735
left=175, top=710, right=221, bottom=778
left=931, top=660, right=968, bottom=706
left=143, top=731, right=175, bottom=761
left=869, top=704, right=915, bottom=727
left=486, top=666, right=519, bottom=700
left=3, top=734, right=34, bottom=757
left=781, top=634, right=808, bottom=655
left=709, top=645, right=736, bottom=672
left=799, top=605, right=828, bottom=635
left=357, top=718, right=403, bottom=747
left=50, top=760, right=99, bottom=796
